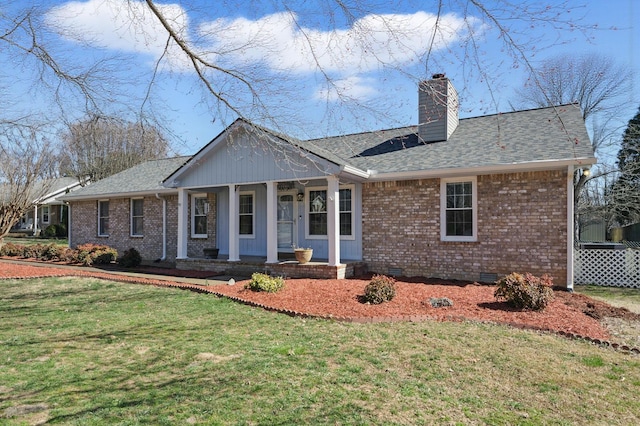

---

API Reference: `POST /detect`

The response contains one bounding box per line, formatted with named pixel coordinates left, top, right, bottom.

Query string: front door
left=277, top=193, right=297, bottom=251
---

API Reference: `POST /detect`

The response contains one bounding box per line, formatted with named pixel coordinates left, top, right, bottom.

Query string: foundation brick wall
left=70, top=192, right=217, bottom=262
left=362, top=170, right=569, bottom=286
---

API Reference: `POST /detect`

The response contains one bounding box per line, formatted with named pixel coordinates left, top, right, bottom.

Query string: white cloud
left=46, top=2, right=478, bottom=101
left=314, top=76, right=378, bottom=102
left=199, top=11, right=475, bottom=74
left=45, top=0, right=191, bottom=69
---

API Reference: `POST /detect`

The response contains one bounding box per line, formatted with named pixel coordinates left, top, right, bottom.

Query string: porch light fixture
left=582, top=166, right=591, bottom=177
left=297, top=192, right=304, bottom=202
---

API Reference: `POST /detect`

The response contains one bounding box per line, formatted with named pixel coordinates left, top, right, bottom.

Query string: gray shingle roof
left=61, top=156, right=190, bottom=200
left=60, top=104, right=594, bottom=200
left=304, top=104, right=594, bottom=174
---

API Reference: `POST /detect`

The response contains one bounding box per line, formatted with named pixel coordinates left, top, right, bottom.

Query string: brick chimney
left=418, top=73, right=459, bottom=143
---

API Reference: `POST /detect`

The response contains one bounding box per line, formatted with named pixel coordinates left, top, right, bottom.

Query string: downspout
left=566, top=165, right=575, bottom=292
left=155, top=193, right=167, bottom=261
left=66, top=202, right=72, bottom=248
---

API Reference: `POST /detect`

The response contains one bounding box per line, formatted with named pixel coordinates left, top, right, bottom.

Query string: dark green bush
left=245, top=273, right=285, bottom=293
left=362, top=274, right=396, bottom=304
left=494, top=272, right=554, bottom=311
left=55, top=223, right=67, bottom=237
left=42, top=225, right=57, bottom=238
left=118, top=247, right=142, bottom=268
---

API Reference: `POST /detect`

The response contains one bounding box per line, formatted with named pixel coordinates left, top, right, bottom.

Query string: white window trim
left=130, top=198, right=144, bottom=237
left=191, top=193, right=208, bottom=238
left=440, top=176, right=477, bottom=242
left=98, top=199, right=109, bottom=237
left=239, top=191, right=255, bottom=239
left=305, top=184, right=355, bottom=241
left=41, top=206, right=50, bottom=224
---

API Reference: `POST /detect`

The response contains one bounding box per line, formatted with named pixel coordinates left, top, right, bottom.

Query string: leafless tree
left=0, top=127, right=56, bottom=244
left=515, top=53, right=632, bottom=155
left=135, top=0, right=597, bottom=138
left=57, top=115, right=170, bottom=185
left=513, top=53, right=633, bottom=227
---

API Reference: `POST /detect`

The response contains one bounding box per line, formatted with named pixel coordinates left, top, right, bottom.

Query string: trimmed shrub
left=245, top=273, right=285, bottom=293
left=118, top=248, right=142, bottom=268
left=494, top=272, right=554, bottom=311
left=0, top=242, right=23, bottom=257
left=362, top=274, right=396, bottom=304
left=37, top=244, right=63, bottom=261
left=75, top=243, right=117, bottom=266
left=21, top=244, right=42, bottom=259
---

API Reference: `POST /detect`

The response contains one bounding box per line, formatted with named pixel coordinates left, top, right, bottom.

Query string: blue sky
left=4, top=0, right=639, bottom=159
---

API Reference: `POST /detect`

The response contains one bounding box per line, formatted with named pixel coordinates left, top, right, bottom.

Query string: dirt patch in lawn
left=2, top=259, right=639, bottom=345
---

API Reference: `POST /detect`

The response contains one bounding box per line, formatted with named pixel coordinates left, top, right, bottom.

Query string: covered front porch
left=175, top=255, right=367, bottom=280
left=162, top=119, right=368, bottom=279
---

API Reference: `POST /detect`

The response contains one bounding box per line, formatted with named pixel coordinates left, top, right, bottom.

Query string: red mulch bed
left=3, top=259, right=639, bottom=343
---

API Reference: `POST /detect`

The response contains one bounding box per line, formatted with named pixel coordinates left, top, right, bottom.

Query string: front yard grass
left=2, top=276, right=640, bottom=424
left=3, top=236, right=69, bottom=247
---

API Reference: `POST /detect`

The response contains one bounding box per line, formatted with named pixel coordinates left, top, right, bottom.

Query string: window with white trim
left=306, top=185, right=354, bottom=239
left=239, top=192, right=254, bottom=237
left=191, top=194, right=208, bottom=238
left=42, top=206, right=50, bottom=224
left=440, top=177, right=477, bottom=242
left=98, top=200, right=109, bottom=236
left=130, top=198, right=144, bottom=236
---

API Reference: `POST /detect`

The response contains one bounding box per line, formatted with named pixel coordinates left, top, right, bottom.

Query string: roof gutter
left=60, top=188, right=177, bottom=202
left=339, top=164, right=370, bottom=179
left=367, top=157, right=597, bottom=181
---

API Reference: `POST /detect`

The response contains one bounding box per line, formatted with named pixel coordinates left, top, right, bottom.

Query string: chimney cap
left=432, top=73, right=446, bottom=79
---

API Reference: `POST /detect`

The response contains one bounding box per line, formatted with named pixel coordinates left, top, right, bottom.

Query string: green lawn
left=2, top=277, right=640, bottom=425
left=3, top=236, right=69, bottom=247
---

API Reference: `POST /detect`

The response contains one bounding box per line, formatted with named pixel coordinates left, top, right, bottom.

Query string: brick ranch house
left=61, top=75, right=596, bottom=289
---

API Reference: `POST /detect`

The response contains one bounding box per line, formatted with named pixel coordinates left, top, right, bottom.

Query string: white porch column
left=228, top=184, right=240, bottom=261
left=327, top=175, right=341, bottom=266
left=266, top=181, right=278, bottom=263
left=177, top=188, right=188, bottom=259
left=33, top=205, right=38, bottom=234
left=567, top=165, right=575, bottom=291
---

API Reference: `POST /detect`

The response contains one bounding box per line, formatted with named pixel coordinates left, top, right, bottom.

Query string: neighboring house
left=61, top=75, right=596, bottom=289
left=11, top=177, right=83, bottom=235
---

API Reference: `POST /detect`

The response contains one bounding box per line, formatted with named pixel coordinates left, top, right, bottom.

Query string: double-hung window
left=239, top=192, right=254, bottom=238
left=42, top=206, right=50, bottom=224
left=306, top=185, right=354, bottom=239
left=98, top=200, right=109, bottom=236
left=131, top=198, right=144, bottom=236
left=191, top=195, right=208, bottom=238
left=441, top=177, right=477, bottom=242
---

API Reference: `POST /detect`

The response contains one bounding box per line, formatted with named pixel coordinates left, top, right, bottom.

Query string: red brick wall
left=362, top=170, right=569, bottom=286
left=70, top=193, right=217, bottom=262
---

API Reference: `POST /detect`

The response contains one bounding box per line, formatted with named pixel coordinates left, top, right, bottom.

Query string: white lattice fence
left=575, top=248, right=640, bottom=288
